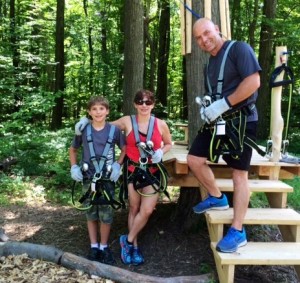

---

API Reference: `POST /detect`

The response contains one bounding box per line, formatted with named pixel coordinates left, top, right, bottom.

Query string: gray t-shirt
left=71, top=122, right=125, bottom=179
left=206, top=40, right=262, bottom=122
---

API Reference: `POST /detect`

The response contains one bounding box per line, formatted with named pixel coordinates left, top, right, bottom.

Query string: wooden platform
left=163, top=144, right=300, bottom=181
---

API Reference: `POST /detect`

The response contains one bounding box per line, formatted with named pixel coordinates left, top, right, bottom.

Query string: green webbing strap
left=86, top=123, right=116, bottom=175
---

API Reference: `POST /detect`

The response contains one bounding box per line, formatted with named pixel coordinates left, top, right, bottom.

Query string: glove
left=70, top=164, right=83, bottom=182
left=203, top=98, right=231, bottom=123
left=200, top=106, right=206, bottom=121
left=75, top=117, right=90, bottom=135
left=151, top=148, right=163, bottom=163
left=109, top=162, right=121, bottom=182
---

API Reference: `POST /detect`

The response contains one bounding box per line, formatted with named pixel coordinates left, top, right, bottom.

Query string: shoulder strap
left=130, top=115, right=156, bottom=159
left=86, top=123, right=116, bottom=174
left=207, top=40, right=236, bottom=96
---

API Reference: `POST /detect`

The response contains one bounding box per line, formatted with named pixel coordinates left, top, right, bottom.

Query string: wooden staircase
left=205, top=179, right=300, bottom=283
left=163, top=143, right=300, bottom=282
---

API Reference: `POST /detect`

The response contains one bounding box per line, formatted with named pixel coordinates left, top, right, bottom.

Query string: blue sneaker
left=120, top=235, right=133, bottom=264
left=216, top=227, right=247, bottom=253
left=132, top=247, right=144, bottom=266
left=193, top=194, right=229, bottom=214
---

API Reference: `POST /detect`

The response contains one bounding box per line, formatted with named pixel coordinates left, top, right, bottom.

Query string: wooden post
left=204, top=0, right=211, bottom=19
left=270, top=46, right=287, bottom=163
left=219, top=0, right=227, bottom=38
left=225, top=0, right=231, bottom=39
left=180, top=0, right=186, bottom=55
left=185, top=0, right=192, bottom=54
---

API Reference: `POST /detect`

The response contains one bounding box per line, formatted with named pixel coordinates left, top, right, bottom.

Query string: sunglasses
left=135, top=100, right=153, bottom=106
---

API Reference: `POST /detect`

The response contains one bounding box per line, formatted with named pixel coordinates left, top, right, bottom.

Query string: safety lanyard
left=86, top=123, right=115, bottom=189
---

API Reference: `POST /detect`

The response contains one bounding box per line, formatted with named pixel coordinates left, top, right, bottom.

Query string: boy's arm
left=69, top=146, right=83, bottom=182
left=69, top=146, right=78, bottom=166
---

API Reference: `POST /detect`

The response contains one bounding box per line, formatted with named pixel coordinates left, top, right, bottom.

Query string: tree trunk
left=83, top=0, right=94, bottom=94
left=156, top=0, right=170, bottom=118
left=51, top=0, right=65, bottom=130
left=257, top=0, right=277, bottom=140
left=248, top=0, right=259, bottom=49
left=122, top=0, right=144, bottom=115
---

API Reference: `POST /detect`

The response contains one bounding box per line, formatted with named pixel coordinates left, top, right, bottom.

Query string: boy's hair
left=87, top=96, right=109, bottom=110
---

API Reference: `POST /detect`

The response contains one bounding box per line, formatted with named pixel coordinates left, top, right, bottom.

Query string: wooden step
left=206, top=208, right=300, bottom=225
left=211, top=242, right=300, bottom=283
left=216, top=178, right=293, bottom=209
left=216, top=178, right=293, bottom=192
left=206, top=208, right=300, bottom=242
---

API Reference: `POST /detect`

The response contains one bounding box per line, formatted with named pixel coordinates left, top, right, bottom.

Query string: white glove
left=203, top=98, right=231, bottom=123
left=151, top=149, right=163, bottom=163
left=71, top=164, right=83, bottom=182
left=75, top=117, right=90, bottom=135
left=109, top=162, right=121, bottom=182
left=200, top=106, right=206, bottom=121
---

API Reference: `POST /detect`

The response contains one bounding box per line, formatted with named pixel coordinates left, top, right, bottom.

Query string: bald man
left=187, top=18, right=261, bottom=253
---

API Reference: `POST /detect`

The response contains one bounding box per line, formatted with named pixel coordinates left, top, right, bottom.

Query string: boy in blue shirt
left=69, top=96, right=125, bottom=264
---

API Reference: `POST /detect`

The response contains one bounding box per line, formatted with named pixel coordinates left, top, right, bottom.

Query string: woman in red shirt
left=113, top=89, right=172, bottom=265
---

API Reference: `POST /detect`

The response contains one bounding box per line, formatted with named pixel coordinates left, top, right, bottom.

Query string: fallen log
left=61, top=252, right=211, bottom=283
left=0, top=242, right=212, bottom=283
left=0, top=241, right=63, bottom=264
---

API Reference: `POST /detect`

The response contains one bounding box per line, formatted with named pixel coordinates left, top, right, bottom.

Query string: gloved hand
left=109, top=162, right=121, bottom=182
left=151, top=148, right=163, bottom=163
left=202, top=98, right=231, bottom=123
left=75, top=117, right=90, bottom=135
left=70, top=164, right=83, bottom=182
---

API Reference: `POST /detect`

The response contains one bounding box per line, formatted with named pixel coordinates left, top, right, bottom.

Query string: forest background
left=0, top=0, right=300, bottom=209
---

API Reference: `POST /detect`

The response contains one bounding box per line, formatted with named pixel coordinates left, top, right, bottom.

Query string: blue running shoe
left=120, top=235, right=133, bottom=264
left=132, top=247, right=144, bottom=266
left=216, top=227, right=247, bottom=253
left=193, top=194, right=229, bottom=214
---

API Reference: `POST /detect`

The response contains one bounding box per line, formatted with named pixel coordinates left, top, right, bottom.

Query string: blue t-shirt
left=71, top=122, right=125, bottom=179
left=206, top=41, right=262, bottom=122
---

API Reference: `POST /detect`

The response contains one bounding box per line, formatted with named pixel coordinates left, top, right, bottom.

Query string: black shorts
left=188, top=121, right=257, bottom=171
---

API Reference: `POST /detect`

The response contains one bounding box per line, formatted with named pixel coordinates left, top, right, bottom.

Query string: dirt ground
left=0, top=200, right=299, bottom=283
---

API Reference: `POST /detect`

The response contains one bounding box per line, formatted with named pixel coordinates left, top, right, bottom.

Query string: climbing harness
left=266, top=56, right=295, bottom=158
left=197, top=41, right=265, bottom=162
left=123, top=115, right=170, bottom=199
left=71, top=123, right=123, bottom=211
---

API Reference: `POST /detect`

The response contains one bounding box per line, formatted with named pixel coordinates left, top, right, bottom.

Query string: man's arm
left=226, top=72, right=260, bottom=107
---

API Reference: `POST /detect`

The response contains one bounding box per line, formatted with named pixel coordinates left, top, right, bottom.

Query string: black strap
left=269, top=64, right=294, bottom=88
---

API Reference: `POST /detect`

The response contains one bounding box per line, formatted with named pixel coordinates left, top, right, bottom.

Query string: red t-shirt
left=126, top=117, right=162, bottom=172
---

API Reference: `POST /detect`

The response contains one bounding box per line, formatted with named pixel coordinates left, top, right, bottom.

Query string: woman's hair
left=87, top=96, right=109, bottom=110
left=134, top=89, right=155, bottom=104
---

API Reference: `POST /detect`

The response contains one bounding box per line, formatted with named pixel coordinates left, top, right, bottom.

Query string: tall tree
left=51, top=0, right=65, bottom=130
left=122, top=0, right=144, bottom=115
left=156, top=0, right=170, bottom=117
left=257, top=0, right=277, bottom=140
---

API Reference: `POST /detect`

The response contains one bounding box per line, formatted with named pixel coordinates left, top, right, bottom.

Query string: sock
left=126, top=238, right=133, bottom=246
left=91, top=243, right=99, bottom=249
left=216, top=193, right=223, bottom=199
left=99, top=244, right=108, bottom=251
